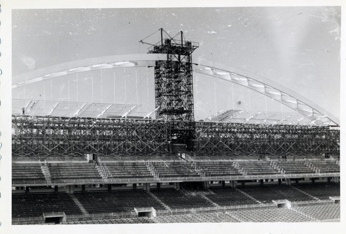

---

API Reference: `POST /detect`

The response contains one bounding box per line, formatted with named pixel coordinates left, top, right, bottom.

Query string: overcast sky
left=12, top=7, right=340, bottom=120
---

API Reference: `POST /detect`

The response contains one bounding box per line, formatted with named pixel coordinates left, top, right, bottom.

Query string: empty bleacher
left=308, top=160, right=340, bottom=173
left=272, top=161, right=315, bottom=174
left=151, top=161, right=200, bottom=177
left=238, top=185, right=313, bottom=203
left=12, top=193, right=82, bottom=218
left=150, top=189, right=212, bottom=210
left=293, top=203, right=340, bottom=221
left=195, top=161, right=242, bottom=176
left=63, top=217, right=155, bottom=224
left=293, top=183, right=340, bottom=200
left=206, top=187, right=257, bottom=206
left=103, top=162, right=153, bottom=179
left=230, top=207, right=312, bottom=222
left=12, top=163, right=47, bottom=184
left=153, top=212, right=239, bottom=223
left=236, top=161, right=279, bottom=175
left=48, top=163, right=102, bottom=183
left=73, top=190, right=165, bottom=214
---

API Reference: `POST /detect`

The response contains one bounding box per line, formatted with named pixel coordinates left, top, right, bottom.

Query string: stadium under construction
left=12, top=29, right=340, bottom=224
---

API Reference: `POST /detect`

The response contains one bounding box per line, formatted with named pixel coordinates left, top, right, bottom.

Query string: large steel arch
left=12, top=54, right=339, bottom=126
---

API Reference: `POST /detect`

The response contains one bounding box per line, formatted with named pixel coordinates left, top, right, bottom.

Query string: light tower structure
left=141, top=28, right=199, bottom=151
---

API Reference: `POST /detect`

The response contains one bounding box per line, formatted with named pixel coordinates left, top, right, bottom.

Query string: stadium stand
left=48, top=162, right=102, bottom=183
left=12, top=163, right=47, bottom=184
left=292, top=182, right=340, bottom=200
left=195, top=161, right=242, bottom=176
left=12, top=193, right=82, bottom=218
left=293, top=203, right=340, bottom=221
left=206, top=187, right=258, bottom=206
left=150, top=188, right=213, bottom=210
left=271, top=161, right=316, bottom=174
left=235, top=161, right=280, bottom=175
left=73, top=190, right=165, bottom=214
left=238, top=185, right=312, bottom=203
left=103, top=162, right=153, bottom=179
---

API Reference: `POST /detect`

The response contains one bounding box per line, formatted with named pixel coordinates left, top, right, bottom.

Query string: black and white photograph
left=0, top=1, right=344, bottom=233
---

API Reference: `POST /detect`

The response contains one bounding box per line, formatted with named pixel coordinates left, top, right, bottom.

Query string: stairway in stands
left=95, top=163, right=111, bottom=179
left=68, top=193, right=90, bottom=216
left=40, top=162, right=52, bottom=184
left=146, top=162, right=159, bottom=179
left=146, top=191, right=172, bottom=213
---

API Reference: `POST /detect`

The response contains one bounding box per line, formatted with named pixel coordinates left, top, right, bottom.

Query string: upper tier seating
left=12, top=193, right=82, bottom=218
left=196, top=161, right=242, bottom=176
left=230, top=207, right=312, bottom=222
left=236, top=161, right=279, bottom=175
left=103, top=162, right=153, bottom=179
left=151, top=162, right=200, bottom=178
left=73, top=190, right=165, bottom=214
left=12, top=163, right=46, bottom=184
left=293, top=183, right=340, bottom=200
left=150, top=189, right=212, bottom=210
left=49, top=163, right=101, bottom=183
left=206, top=187, right=257, bottom=206
left=273, top=161, right=315, bottom=174
left=308, top=160, right=340, bottom=173
left=238, top=185, right=313, bottom=203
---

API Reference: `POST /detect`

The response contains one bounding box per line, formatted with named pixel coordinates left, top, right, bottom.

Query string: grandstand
left=11, top=29, right=340, bottom=225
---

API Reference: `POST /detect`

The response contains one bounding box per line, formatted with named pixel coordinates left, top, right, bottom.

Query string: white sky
left=12, top=7, right=340, bottom=120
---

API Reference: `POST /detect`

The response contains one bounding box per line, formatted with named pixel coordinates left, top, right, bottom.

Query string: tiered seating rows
left=237, top=161, right=279, bottom=175
left=231, top=207, right=312, bottom=222
left=63, top=217, right=155, bottom=224
left=239, top=185, right=312, bottom=203
left=196, top=162, right=241, bottom=176
left=206, top=188, right=257, bottom=206
left=151, top=189, right=212, bottom=210
left=73, top=190, right=165, bottom=213
left=293, top=183, right=340, bottom=200
left=294, top=203, right=340, bottom=220
left=310, top=161, right=340, bottom=173
left=12, top=193, right=82, bottom=218
left=152, top=162, right=199, bottom=177
left=12, top=163, right=46, bottom=184
left=153, top=212, right=239, bottom=223
left=104, top=162, right=153, bottom=178
left=49, top=163, right=101, bottom=182
left=274, top=161, right=315, bottom=174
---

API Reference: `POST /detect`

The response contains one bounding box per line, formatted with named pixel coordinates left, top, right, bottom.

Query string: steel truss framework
left=194, top=122, right=339, bottom=157
left=146, top=29, right=199, bottom=149
left=12, top=115, right=171, bottom=158
left=12, top=115, right=339, bottom=158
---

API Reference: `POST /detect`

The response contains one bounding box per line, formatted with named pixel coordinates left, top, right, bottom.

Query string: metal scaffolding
left=12, top=115, right=339, bottom=158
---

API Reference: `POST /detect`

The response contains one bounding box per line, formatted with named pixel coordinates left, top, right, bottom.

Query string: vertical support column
left=222, top=181, right=226, bottom=188
left=260, top=180, right=264, bottom=186
left=278, top=179, right=282, bottom=185
left=203, top=181, right=209, bottom=189
left=54, top=186, right=59, bottom=193
left=108, top=184, right=112, bottom=192
left=82, top=185, right=86, bottom=193
left=67, top=185, right=74, bottom=194
left=25, top=187, right=29, bottom=194
left=157, top=183, right=161, bottom=190
left=285, top=179, right=291, bottom=185
left=174, top=182, right=181, bottom=190
left=230, top=181, right=237, bottom=188
left=143, top=183, right=150, bottom=191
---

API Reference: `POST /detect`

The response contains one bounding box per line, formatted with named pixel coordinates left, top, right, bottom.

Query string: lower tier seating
left=12, top=193, right=82, bottom=218
left=293, top=203, right=340, bottom=220
left=293, top=183, right=340, bottom=200
left=238, top=185, right=313, bottom=203
left=206, top=187, right=257, bottom=206
left=73, top=190, right=165, bottom=214
left=230, top=207, right=312, bottom=222
left=150, top=189, right=212, bottom=210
